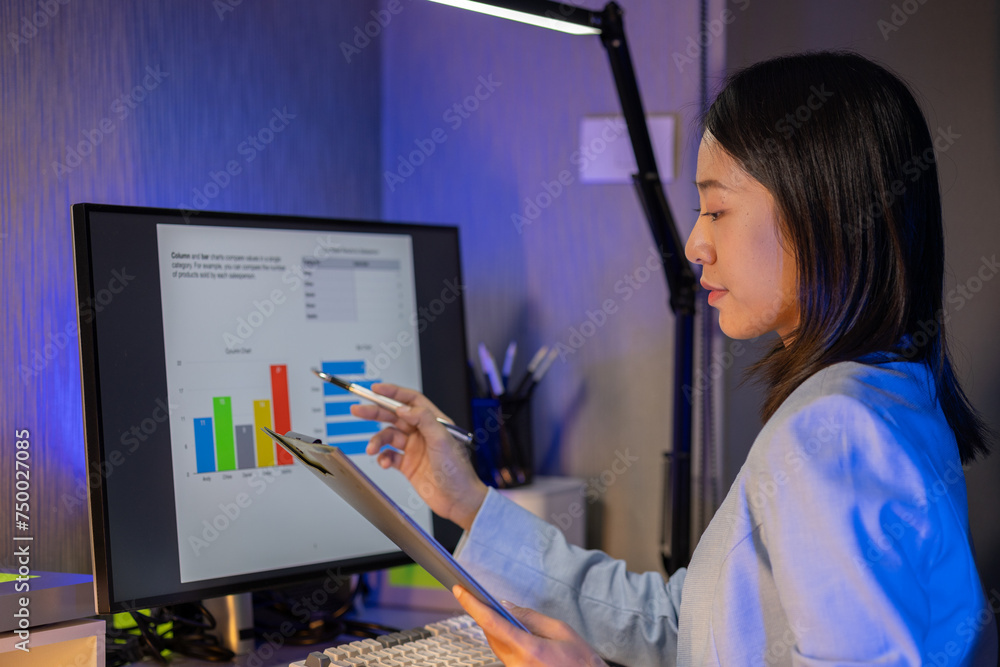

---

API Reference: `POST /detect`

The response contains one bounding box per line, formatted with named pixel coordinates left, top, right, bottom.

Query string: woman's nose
left=685, top=218, right=715, bottom=266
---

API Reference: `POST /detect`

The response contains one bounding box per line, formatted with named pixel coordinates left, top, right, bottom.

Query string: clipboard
left=261, top=427, right=528, bottom=632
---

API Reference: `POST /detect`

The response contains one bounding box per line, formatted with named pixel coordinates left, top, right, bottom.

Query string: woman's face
left=685, top=135, right=800, bottom=341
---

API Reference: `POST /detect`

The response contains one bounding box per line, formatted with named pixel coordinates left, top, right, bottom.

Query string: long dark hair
left=703, top=51, right=991, bottom=464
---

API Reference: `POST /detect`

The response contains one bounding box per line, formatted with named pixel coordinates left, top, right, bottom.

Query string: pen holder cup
left=468, top=397, right=533, bottom=489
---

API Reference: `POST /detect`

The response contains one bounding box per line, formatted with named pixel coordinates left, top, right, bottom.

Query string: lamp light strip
left=426, top=0, right=601, bottom=35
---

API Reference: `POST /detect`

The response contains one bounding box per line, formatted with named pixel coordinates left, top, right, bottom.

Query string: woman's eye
left=693, top=208, right=720, bottom=222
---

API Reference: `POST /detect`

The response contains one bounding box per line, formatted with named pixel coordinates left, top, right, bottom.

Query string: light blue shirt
left=455, top=361, right=998, bottom=665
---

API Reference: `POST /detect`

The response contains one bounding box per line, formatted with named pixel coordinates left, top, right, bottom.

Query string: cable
left=103, top=604, right=235, bottom=666
left=252, top=573, right=364, bottom=646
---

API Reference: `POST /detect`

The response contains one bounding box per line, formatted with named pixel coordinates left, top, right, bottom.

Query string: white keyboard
left=290, top=614, right=502, bottom=667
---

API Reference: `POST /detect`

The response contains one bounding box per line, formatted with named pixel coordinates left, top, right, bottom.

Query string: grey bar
left=235, top=424, right=255, bottom=469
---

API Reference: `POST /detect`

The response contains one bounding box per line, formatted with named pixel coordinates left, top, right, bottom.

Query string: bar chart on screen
left=180, top=359, right=395, bottom=476
left=188, top=363, right=295, bottom=474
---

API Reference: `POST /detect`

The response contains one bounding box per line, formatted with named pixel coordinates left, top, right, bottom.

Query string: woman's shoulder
left=762, top=360, right=941, bottom=440
left=749, top=359, right=959, bottom=497
left=783, top=359, right=937, bottom=415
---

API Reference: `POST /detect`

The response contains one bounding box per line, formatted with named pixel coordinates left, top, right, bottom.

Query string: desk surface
left=126, top=605, right=455, bottom=666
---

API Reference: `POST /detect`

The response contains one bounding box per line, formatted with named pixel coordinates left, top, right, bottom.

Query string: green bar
left=213, top=396, right=236, bottom=471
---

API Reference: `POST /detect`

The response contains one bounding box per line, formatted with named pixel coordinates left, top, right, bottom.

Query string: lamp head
left=426, top=0, right=602, bottom=35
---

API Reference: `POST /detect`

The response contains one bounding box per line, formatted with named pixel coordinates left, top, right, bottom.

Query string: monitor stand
left=203, top=592, right=254, bottom=655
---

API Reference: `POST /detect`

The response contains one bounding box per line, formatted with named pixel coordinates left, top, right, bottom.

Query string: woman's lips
left=701, top=279, right=727, bottom=306
left=707, top=288, right=728, bottom=306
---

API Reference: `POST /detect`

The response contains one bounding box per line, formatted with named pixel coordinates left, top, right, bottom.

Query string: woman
left=353, top=52, right=998, bottom=665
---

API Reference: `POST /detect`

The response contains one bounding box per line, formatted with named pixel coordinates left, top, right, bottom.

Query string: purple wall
left=1, top=0, right=383, bottom=573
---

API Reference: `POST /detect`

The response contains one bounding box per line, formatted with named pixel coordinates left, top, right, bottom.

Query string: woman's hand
left=453, top=586, right=609, bottom=667
left=350, top=383, right=487, bottom=531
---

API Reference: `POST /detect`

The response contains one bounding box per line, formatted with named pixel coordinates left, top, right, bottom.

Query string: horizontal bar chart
left=326, top=421, right=381, bottom=437
left=336, top=441, right=369, bottom=456
left=323, top=379, right=376, bottom=396
left=321, top=360, right=391, bottom=453
left=325, top=401, right=359, bottom=417
left=321, top=360, right=366, bottom=376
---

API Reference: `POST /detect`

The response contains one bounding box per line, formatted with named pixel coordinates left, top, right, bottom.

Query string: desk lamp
left=427, top=0, right=699, bottom=573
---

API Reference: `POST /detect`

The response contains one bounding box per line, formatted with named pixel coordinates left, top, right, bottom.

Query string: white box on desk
left=0, top=618, right=105, bottom=667
left=498, top=476, right=587, bottom=548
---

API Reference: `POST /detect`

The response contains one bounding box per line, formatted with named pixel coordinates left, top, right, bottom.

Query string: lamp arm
left=434, top=0, right=698, bottom=572
left=596, top=2, right=697, bottom=316
left=595, top=1, right=696, bottom=573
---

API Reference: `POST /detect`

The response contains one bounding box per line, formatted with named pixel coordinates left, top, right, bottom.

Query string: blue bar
left=322, top=360, right=366, bottom=376
left=323, top=380, right=376, bottom=396
left=326, top=421, right=381, bottom=437
left=323, top=383, right=349, bottom=396
left=325, top=401, right=359, bottom=416
left=335, top=440, right=368, bottom=456
left=194, top=418, right=215, bottom=473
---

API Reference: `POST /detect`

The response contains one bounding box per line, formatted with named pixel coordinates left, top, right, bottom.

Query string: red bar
left=270, top=364, right=293, bottom=465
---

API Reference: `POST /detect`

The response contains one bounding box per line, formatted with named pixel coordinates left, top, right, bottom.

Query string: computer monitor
left=72, top=203, right=470, bottom=614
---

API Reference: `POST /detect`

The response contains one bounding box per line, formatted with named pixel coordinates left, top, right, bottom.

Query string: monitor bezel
left=72, top=203, right=469, bottom=613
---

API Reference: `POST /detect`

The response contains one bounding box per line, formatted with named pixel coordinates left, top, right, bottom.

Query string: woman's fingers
left=453, top=587, right=609, bottom=667
left=395, top=405, right=450, bottom=439
left=495, top=601, right=566, bottom=639
left=364, top=426, right=408, bottom=459
left=453, top=586, right=528, bottom=656
left=350, top=402, right=403, bottom=426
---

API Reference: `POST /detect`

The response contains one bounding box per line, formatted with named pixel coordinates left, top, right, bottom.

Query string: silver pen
left=312, top=369, right=473, bottom=445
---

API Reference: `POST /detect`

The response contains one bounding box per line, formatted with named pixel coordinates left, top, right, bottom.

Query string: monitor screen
left=72, top=204, right=470, bottom=613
